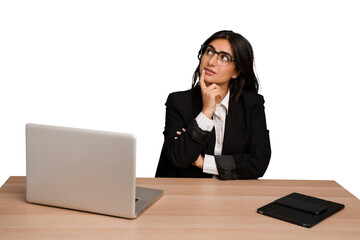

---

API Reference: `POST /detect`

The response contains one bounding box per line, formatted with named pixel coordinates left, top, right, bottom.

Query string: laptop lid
left=26, top=123, right=139, bottom=218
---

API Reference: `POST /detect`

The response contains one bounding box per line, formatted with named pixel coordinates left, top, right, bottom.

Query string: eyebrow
left=208, top=44, right=232, bottom=56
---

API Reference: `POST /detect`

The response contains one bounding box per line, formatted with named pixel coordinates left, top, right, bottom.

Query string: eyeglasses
left=199, top=45, right=236, bottom=66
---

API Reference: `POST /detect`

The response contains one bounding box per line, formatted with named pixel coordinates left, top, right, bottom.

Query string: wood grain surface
left=0, top=177, right=359, bottom=240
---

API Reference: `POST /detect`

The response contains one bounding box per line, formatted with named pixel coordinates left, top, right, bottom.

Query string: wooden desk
left=0, top=177, right=359, bottom=239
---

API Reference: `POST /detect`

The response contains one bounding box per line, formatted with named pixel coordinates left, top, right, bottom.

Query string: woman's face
left=200, top=38, right=239, bottom=88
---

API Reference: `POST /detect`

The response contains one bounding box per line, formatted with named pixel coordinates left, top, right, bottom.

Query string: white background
left=1, top=0, right=359, bottom=198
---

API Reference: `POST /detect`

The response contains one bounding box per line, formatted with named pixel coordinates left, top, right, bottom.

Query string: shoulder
left=167, top=88, right=194, bottom=101
left=166, top=86, right=200, bottom=106
left=240, top=91, right=265, bottom=106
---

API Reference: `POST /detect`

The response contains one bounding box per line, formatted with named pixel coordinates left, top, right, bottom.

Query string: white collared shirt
left=195, top=90, right=230, bottom=175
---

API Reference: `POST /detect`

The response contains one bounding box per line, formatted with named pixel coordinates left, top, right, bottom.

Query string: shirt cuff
left=203, top=154, right=219, bottom=175
left=196, top=112, right=214, bottom=132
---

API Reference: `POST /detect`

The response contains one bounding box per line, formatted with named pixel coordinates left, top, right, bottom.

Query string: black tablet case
left=257, top=192, right=345, bottom=228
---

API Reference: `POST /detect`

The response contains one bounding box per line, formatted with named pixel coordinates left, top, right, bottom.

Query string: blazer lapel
left=222, top=97, right=245, bottom=155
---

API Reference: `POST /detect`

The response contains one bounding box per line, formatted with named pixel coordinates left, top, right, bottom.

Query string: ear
left=231, top=69, right=240, bottom=79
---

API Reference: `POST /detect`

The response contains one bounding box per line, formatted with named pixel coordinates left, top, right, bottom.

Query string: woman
left=155, top=30, right=271, bottom=180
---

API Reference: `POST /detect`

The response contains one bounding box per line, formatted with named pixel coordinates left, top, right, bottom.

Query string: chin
left=204, top=77, right=217, bottom=83
left=205, top=79, right=221, bottom=85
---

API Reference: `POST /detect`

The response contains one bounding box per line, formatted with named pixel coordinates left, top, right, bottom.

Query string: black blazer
left=155, top=85, right=271, bottom=179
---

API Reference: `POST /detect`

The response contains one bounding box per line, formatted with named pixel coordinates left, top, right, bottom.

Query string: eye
left=205, top=48, right=214, bottom=56
left=220, top=54, right=230, bottom=63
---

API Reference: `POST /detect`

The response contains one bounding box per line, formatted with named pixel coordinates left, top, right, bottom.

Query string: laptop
left=26, top=123, right=163, bottom=219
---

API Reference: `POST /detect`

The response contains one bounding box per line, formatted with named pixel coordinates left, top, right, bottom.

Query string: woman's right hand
left=192, top=154, right=204, bottom=169
left=199, top=70, right=223, bottom=119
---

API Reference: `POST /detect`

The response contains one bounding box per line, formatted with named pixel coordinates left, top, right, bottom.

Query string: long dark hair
left=192, top=30, right=259, bottom=101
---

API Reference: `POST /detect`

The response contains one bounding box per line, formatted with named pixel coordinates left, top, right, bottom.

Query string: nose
left=208, top=54, right=218, bottom=67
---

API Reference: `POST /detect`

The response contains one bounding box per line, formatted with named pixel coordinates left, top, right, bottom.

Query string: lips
left=204, top=68, right=215, bottom=75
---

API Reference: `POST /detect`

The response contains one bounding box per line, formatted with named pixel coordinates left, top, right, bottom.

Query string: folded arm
left=162, top=94, right=211, bottom=169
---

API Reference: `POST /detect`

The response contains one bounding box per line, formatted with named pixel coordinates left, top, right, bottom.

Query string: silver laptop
left=26, top=123, right=163, bottom=219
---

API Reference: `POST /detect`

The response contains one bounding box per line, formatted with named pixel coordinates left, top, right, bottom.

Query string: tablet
left=257, top=192, right=345, bottom=228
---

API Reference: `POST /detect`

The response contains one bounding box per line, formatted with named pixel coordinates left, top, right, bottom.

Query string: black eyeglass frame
left=198, top=44, right=236, bottom=65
